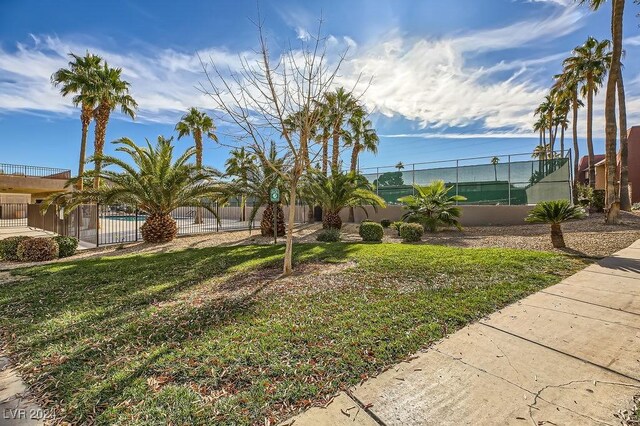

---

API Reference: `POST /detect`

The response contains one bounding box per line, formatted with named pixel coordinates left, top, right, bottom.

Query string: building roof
left=578, top=154, right=605, bottom=172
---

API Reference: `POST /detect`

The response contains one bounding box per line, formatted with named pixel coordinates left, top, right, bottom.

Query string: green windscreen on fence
left=361, top=155, right=571, bottom=205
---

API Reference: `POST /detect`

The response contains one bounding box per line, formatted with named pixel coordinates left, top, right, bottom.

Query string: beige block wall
left=339, top=204, right=534, bottom=226
left=0, top=193, right=30, bottom=204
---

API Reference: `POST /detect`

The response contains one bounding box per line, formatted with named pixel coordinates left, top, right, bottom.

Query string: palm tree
left=91, top=63, right=138, bottom=189
left=303, top=170, right=385, bottom=230
left=526, top=200, right=586, bottom=248
left=554, top=68, right=583, bottom=198
left=491, top=157, right=500, bottom=181
left=618, top=69, right=630, bottom=210
left=395, top=162, right=405, bottom=171
left=563, top=37, right=611, bottom=189
left=344, top=107, right=380, bottom=222
left=45, top=137, right=225, bottom=243
left=535, top=95, right=555, bottom=153
left=398, top=180, right=467, bottom=232
left=225, top=147, right=256, bottom=222
left=578, top=0, right=627, bottom=220
left=176, top=107, right=218, bottom=223
left=51, top=52, right=102, bottom=191
left=324, top=88, right=357, bottom=172
left=231, top=142, right=289, bottom=237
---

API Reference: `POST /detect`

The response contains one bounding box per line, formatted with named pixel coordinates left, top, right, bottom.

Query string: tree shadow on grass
left=0, top=242, right=360, bottom=422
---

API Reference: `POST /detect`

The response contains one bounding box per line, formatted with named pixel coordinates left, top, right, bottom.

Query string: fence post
left=455, top=160, right=459, bottom=204
left=412, top=163, right=415, bottom=196
left=96, top=204, right=100, bottom=247
left=216, top=202, right=219, bottom=232
left=135, top=205, right=139, bottom=242
left=508, top=155, right=512, bottom=206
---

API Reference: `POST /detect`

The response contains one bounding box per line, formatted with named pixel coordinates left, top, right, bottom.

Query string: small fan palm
left=399, top=180, right=467, bottom=232
left=525, top=200, right=586, bottom=248
left=45, top=136, right=226, bottom=243
left=302, top=170, right=386, bottom=229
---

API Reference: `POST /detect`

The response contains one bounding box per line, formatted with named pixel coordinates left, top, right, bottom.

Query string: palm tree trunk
left=604, top=0, right=624, bottom=224
left=78, top=106, right=91, bottom=191
left=194, top=132, right=204, bottom=224
left=572, top=94, right=580, bottom=203
left=586, top=80, right=596, bottom=189
left=284, top=177, right=298, bottom=275
left=560, top=125, right=565, bottom=158
left=93, top=104, right=110, bottom=189
left=550, top=223, right=565, bottom=249
left=332, top=122, right=341, bottom=173
left=348, top=143, right=359, bottom=223
left=618, top=74, right=631, bottom=211
left=321, top=134, right=329, bottom=176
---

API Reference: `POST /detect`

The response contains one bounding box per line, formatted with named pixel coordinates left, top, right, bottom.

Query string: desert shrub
left=16, top=238, right=59, bottom=262
left=316, top=228, right=341, bottom=242
left=632, top=203, right=640, bottom=211
left=359, top=222, right=383, bottom=242
left=0, top=236, right=32, bottom=261
left=380, top=219, right=391, bottom=228
left=53, top=236, right=79, bottom=258
left=360, top=219, right=374, bottom=224
left=591, top=190, right=605, bottom=212
left=400, top=223, right=424, bottom=242
left=391, top=221, right=404, bottom=235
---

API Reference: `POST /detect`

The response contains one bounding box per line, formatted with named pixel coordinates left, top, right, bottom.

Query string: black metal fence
left=0, top=203, right=28, bottom=227
left=22, top=200, right=306, bottom=247
left=0, top=163, right=71, bottom=179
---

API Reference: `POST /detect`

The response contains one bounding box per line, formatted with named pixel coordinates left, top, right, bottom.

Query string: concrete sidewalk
left=284, top=241, right=640, bottom=425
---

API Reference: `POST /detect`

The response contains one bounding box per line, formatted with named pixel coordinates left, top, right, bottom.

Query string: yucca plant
left=525, top=200, right=586, bottom=248
left=44, top=136, right=226, bottom=243
left=399, top=180, right=467, bottom=232
left=302, top=170, right=385, bottom=229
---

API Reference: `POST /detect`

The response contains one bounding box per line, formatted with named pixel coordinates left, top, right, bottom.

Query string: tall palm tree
left=553, top=68, right=583, bottom=196
left=491, top=157, right=500, bottom=181
left=324, top=88, right=357, bottom=172
left=578, top=0, right=626, bottom=220
left=175, top=107, right=218, bottom=169
left=225, top=147, right=256, bottom=222
left=618, top=70, right=630, bottom=210
left=563, top=36, right=611, bottom=189
left=51, top=52, right=102, bottom=190
left=91, top=63, right=137, bottom=189
left=535, top=95, right=556, bottom=153
left=176, top=107, right=218, bottom=223
left=45, top=137, right=225, bottom=243
left=344, top=107, right=380, bottom=222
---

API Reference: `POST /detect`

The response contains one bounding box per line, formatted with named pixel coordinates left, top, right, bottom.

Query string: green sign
left=270, top=188, right=280, bottom=202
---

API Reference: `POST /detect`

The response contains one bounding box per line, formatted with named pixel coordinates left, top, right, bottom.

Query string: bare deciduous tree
left=200, top=14, right=348, bottom=275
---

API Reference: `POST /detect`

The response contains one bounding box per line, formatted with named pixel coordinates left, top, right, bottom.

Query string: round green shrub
left=17, top=237, right=59, bottom=262
left=53, top=236, right=79, bottom=258
left=360, top=219, right=374, bottom=224
left=0, top=236, right=32, bottom=261
left=400, top=223, right=424, bottom=242
left=380, top=219, right=391, bottom=228
left=359, top=222, right=383, bottom=242
left=591, top=189, right=605, bottom=212
left=316, top=228, right=341, bottom=242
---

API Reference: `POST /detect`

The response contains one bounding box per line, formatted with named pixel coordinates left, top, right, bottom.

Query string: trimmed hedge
left=0, top=236, right=32, bottom=261
left=359, top=222, right=383, bottom=242
left=316, top=228, right=341, bottom=242
left=17, top=238, right=59, bottom=262
left=400, top=223, right=424, bottom=242
left=53, top=236, right=79, bottom=258
left=380, top=219, right=391, bottom=228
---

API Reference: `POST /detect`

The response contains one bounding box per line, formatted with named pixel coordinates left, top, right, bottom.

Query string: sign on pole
left=270, top=188, right=280, bottom=203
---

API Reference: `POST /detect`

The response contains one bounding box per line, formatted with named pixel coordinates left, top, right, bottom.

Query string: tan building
left=0, top=164, right=70, bottom=204
left=576, top=125, right=640, bottom=203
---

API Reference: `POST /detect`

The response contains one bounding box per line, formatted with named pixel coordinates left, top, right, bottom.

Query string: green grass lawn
left=0, top=243, right=587, bottom=425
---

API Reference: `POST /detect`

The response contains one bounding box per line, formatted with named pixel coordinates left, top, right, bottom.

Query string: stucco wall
left=338, top=204, right=534, bottom=226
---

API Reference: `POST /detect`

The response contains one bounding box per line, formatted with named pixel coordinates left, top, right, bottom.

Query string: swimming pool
left=101, top=215, right=146, bottom=222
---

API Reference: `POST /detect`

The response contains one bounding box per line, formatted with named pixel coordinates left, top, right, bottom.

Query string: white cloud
left=381, top=132, right=537, bottom=139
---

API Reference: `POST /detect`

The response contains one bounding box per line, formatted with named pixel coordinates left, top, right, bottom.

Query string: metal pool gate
left=0, top=203, right=28, bottom=227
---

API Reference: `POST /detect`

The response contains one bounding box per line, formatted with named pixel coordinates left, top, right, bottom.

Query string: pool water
left=102, top=215, right=146, bottom=222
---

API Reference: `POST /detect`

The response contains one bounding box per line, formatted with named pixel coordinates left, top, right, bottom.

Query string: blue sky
left=1, top=0, right=639, bottom=173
